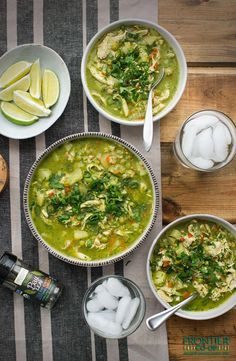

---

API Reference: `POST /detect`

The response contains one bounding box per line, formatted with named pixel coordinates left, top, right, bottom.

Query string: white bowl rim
left=0, top=43, right=71, bottom=139
left=23, top=132, right=159, bottom=267
left=146, top=213, right=236, bottom=320
left=81, top=18, right=187, bottom=126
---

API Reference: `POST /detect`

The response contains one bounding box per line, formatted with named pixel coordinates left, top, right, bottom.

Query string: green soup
left=29, top=138, right=154, bottom=261
left=86, top=25, right=179, bottom=121
left=150, top=220, right=236, bottom=311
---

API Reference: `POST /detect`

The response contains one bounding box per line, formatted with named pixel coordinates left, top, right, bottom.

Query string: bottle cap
left=0, top=252, right=17, bottom=284
left=0, top=154, right=8, bottom=193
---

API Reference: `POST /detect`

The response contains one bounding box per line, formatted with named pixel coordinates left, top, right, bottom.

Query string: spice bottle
left=0, top=252, right=63, bottom=309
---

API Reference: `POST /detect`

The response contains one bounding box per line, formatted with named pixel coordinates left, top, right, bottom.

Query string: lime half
left=30, top=59, right=41, bottom=99
left=0, top=74, right=30, bottom=101
left=42, top=69, right=59, bottom=108
left=1, top=101, right=38, bottom=125
left=0, top=61, right=32, bottom=88
left=13, top=90, right=51, bottom=117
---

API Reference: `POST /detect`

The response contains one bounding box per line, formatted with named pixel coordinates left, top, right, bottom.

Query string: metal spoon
left=143, top=67, right=165, bottom=152
left=146, top=293, right=197, bottom=331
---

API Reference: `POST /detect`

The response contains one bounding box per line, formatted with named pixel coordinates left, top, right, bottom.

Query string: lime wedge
left=13, top=90, right=51, bottom=117
left=0, top=61, right=32, bottom=88
left=0, top=74, right=30, bottom=101
left=30, top=59, right=41, bottom=99
left=42, top=69, right=59, bottom=108
left=1, top=101, right=38, bottom=125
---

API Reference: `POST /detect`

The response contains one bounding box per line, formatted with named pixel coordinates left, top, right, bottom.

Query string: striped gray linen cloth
left=0, top=0, right=169, bottom=360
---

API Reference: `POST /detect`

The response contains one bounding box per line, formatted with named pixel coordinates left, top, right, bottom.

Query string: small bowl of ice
left=174, top=109, right=236, bottom=171
left=83, top=275, right=145, bottom=339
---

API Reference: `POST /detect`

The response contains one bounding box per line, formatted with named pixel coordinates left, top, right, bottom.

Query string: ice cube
left=191, top=134, right=201, bottom=157
left=94, top=283, right=106, bottom=294
left=86, top=297, right=103, bottom=312
left=223, top=124, right=232, bottom=145
left=212, top=123, right=229, bottom=162
left=182, top=126, right=197, bottom=158
left=196, top=127, right=214, bottom=160
left=106, top=321, right=123, bottom=336
left=122, top=297, right=140, bottom=330
left=97, top=289, right=119, bottom=310
left=87, top=312, right=122, bottom=337
left=89, top=292, right=95, bottom=299
left=115, top=296, right=131, bottom=324
left=184, top=114, right=219, bottom=132
left=102, top=280, right=108, bottom=287
left=87, top=312, right=107, bottom=332
left=96, top=310, right=116, bottom=322
left=188, top=156, right=214, bottom=170
left=106, top=277, right=130, bottom=298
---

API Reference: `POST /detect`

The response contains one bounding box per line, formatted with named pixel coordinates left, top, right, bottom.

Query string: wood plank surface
left=167, top=309, right=236, bottom=361
left=161, top=141, right=236, bottom=223
left=159, top=1, right=236, bottom=361
left=160, top=67, right=236, bottom=143
left=161, top=67, right=236, bottom=223
left=158, top=0, right=236, bottom=64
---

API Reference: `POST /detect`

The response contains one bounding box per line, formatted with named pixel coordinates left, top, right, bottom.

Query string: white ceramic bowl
left=147, top=214, right=236, bottom=320
left=0, top=44, right=71, bottom=139
left=24, top=132, right=159, bottom=267
left=81, top=18, right=187, bottom=126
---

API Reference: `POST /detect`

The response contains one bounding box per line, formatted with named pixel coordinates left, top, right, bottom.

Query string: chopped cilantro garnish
left=49, top=174, right=64, bottom=189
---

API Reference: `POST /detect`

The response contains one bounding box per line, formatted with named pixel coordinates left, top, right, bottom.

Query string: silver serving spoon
left=146, top=293, right=197, bottom=331
left=143, top=67, right=165, bottom=152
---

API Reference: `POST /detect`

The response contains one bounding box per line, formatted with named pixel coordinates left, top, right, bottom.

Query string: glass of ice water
left=174, top=109, right=236, bottom=172
left=82, top=275, right=146, bottom=339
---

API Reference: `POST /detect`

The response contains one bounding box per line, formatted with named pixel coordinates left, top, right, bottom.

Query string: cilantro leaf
left=49, top=174, right=64, bottom=189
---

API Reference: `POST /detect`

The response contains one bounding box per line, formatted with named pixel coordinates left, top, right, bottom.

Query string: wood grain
left=158, top=2, right=236, bottom=361
left=158, top=0, right=236, bottom=64
left=161, top=142, right=236, bottom=222
left=167, top=308, right=236, bottom=361
left=160, top=67, right=236, bottom=143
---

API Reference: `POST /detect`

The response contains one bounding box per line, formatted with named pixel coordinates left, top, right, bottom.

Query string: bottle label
left=15, top=268, right=29, bottom=286
left=15, top=270, right=59, bottom=307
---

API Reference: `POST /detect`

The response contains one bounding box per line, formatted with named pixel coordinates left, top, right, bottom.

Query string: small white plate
left=0, top=44, right=71, bottom=139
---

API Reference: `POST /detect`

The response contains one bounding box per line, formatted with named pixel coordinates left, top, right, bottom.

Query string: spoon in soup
left=146, top=293, right=197, bottom=331
left=143, top=67, right=165, bottom=152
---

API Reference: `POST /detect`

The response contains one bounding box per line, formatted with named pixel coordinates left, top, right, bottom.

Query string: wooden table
left=159, top=1, right=236, bottom=360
